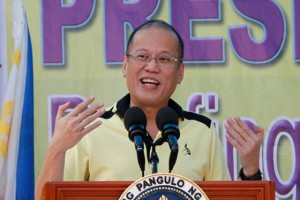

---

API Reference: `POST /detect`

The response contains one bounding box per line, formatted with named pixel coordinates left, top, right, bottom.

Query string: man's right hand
left=51, top=96, right=105, bottom=152
left=35, top=96, right=105, bottom=200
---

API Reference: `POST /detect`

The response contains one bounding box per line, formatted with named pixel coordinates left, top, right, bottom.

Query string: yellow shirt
left=64, top=94, right=231, bottom=181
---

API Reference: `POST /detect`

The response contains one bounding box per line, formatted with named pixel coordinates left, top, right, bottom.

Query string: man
left=35, top=20, right=263, bottom=199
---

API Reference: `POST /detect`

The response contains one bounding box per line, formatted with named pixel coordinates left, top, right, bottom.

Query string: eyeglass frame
left=126, top=53, right=183, bottom=67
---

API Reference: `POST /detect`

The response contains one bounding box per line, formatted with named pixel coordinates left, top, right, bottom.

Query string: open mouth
left=141, top=78, right=160, bottom=87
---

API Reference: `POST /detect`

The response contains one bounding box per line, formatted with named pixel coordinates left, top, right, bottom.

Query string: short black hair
left=126, top=19, right=184, bottom=60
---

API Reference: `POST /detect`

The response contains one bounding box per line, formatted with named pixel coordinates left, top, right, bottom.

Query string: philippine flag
left=0, top=1, right=34, bottom=199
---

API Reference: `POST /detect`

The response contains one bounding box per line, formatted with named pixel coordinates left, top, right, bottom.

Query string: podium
left=43, top=181, right=275, bottom=200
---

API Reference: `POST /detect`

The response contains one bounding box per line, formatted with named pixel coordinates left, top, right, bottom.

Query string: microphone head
left=124, top=106, right=147, bottom=131
left=156, top=107, right=178, bottom=131
left=156, top=107, right=180, bottom=173
left=124, top=106, right=147, bottom=174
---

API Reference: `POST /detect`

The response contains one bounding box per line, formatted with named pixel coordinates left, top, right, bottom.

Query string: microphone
left=156, top=107, right=180, bottom=173
left=124, top=106, right=147, bottom=176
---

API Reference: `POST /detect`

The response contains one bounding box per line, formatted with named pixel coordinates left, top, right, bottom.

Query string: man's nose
left=145, top=58, right=160, bottom=71
left=148, top=57, right=158, bottom=64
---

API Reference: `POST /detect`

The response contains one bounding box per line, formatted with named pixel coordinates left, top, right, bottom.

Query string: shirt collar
left=115, top=93, right=184, bottom=120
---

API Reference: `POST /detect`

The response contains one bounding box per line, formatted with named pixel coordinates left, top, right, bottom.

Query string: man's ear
left=122, top=55, right=127, bottom=77
left=177, top=63, right=184, bottom=84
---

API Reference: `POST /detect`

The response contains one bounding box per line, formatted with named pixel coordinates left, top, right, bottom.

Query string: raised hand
left=51, top=96, right=105, bottom=152
left=35, top=96, right=105, bottom=200
left=225, top=116, right=264, bottom=177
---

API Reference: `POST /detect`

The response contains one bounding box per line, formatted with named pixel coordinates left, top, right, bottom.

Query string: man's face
left=122, top=26, right=184, bottom=108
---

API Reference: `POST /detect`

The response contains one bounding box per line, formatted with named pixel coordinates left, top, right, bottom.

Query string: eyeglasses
left=126, top=53, right=182, bottom=67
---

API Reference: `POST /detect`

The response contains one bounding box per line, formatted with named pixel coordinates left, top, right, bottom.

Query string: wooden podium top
left=43, top=180, right=275, bottom=200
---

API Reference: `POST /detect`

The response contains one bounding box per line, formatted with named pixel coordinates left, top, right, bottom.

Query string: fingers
left=76, top=102, right=104, bottom=123
left=69, top=96, right=96, bottom=118
left=225, top=132, right=240, bottom=149
left=233, top=116, right=253, bottom=137
left=253, top=124, right=264, bottom=147
left=52, top=97, right=105, bottom=152
left=225, top=116, right=264, bottom=157
left=224, top=117, right=263, bottom=151
left=225, top=117, right=247, bottom=148
left=55, top=96, right=105, bottom=134
left=81, top=120, right=102, bottom=135
left=58, top=96, right=103, bottom=122
left=56, top=102, right=71, bottom=119
left=227, top=117, right=251, bottom=139
left=78, top=105, right=106, bottom=134
left=254, top=124, right=264, bottom=137
left=225, top=117, right=264, bottom=175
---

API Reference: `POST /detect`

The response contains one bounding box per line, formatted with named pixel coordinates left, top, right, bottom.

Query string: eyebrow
left=133, top=49, right=175, bottom=55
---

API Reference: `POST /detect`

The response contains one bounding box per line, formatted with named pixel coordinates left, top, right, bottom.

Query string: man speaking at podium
left=35, top=20, right=264, bottom=199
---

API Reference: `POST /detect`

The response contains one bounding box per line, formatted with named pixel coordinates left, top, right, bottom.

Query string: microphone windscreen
left=156, top=107, right=178, bottom=130
left=124, top=106, right=147, bottom=130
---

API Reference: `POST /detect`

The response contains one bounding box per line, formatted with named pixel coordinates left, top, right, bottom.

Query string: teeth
left=141, top=78, right=159, bottom=84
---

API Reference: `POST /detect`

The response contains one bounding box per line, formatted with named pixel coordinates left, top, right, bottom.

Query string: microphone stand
left=149, top=146, right=159, bottom=174
left=169, top=144, right=178, bottom=173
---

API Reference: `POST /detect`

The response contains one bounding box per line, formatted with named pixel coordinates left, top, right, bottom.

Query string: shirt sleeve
left=206, top=124, right=231, bottom=181
left=63, top=136, right=90, bottom=181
